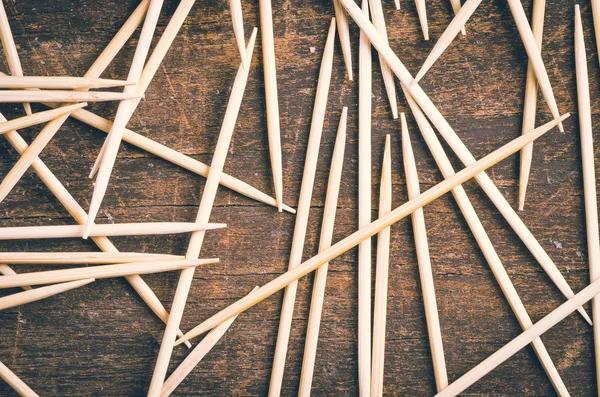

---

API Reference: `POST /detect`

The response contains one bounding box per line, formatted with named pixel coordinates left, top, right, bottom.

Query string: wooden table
left=0, top=0, right=596, bottom=395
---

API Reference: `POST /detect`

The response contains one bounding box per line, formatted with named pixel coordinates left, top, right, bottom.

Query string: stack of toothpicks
left=0, top=1, right=598, bottom=396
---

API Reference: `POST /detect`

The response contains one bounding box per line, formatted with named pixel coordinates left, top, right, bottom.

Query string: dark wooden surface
left=0, top=0, right=598, bottom=395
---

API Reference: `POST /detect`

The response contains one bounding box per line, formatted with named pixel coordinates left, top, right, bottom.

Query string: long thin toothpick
left=0, top=76, right=133, bottom=89
left=0, top=360, right=39, bottom=397
left=298, top=107, right=347, bottom=397
left=229, top=0, right=249, bottom=69
left=448, top=0, right=467, bottom=35
left=0, top=278, right=95, bottom=311
left=371, top=134, right=392, bottom=397
left=333, top=0, right=353, bottom=80
left=269, top=19, right=336, bottom=397
left=518, top=0, right=546, bottom=210
left=415, top=0, right=429, bottom=40
left=175, top=114, right=566, bottom=345
left=0, top=252, right=181, bottom=265
left=575, top=5, right=600, bottom=393
left=0, top=90, right=140, bottom=102
left=0, top=103, right=86, bottom=135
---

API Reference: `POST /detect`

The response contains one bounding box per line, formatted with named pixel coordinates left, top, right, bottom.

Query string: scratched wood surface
left=0, top=0, right=597, bottom=395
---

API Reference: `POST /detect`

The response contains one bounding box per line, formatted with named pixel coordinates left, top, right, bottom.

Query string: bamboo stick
left=339, top=0, right=590, bottom=323
left=414, top=0, right=482, bottom=82
left=448, top=0, right=467, bottom=35
left=399, top=110, right=448, bottom=392
left=269, top=20, right=336, bottom=397
left=84, top=0, right=165, bottom=237
left=0, top=90, right=141, bottom=103
left=415, top=0, right=429, bottom=40
left=0, top=360, right=39, bottom=397
left=159, top=286, right=258, bottom=397
left=357, top=1, right=372, bottom=394
left=0, top=264, right=31, bottom=290
left=0, top=0, right=31, bottom=115
left=371, top=134, right=392, bottom=397
left=0, top=0, right=193, bottom=347
left=505, top=0, right=563, bottom=132
left=368, top=0, right=398, bottom=119
left=0, top=278, right=95, bottom=310
left=402, top=88, right=570, bottom=396
left=575, top=5, right=600, bottom=393
left=0, top=76, right=133, bottom=89
left=0, top=222, right=226, bottom=240
left=0, top=259, right=217, bottom=289
left=259, top=0, right=284, bottom=212
left=333, top=0, right=353, bottom=80
left=0, top=112, right=73, bottom=204
left=229, top=0, right=249, bottom=69
left=518, top=0, right=546, bottom=211
left=146, top=29, right=257, bottom=397
left=0, top=103, right=87, bottom=136
left=297, top=107, right=347, bottom=397
left=175, top=114, right=566, bottom=345
left=0, top=252, right=182, bottom=265
left=435, top=277, right=600, bottom=397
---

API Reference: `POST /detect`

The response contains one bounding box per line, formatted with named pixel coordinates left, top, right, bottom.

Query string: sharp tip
left=558, top=122, right=565, bottom=133
left=579, top=306, right=593, bottom=326
left=184, top=340, right=193, bottom=349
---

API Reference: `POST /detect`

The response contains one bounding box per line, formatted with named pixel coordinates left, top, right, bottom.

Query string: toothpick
left=403, top=88, right=570, bottom=396
left=505, top=0, right=563, bottom=132
left=84, top=0, right=165, bottom=237
left=339, top=0, right=590, bottom=324
left=371, top=134, right=392, bottom=397
left=575, top=5, right=600, bottom=393
left=268, top=19, right=336, bottom=397
left=0, top=278, right=95, bottom=311
left=259, top=0, right=284, bottom=212
left=229, top=0, right=249, bottom=69
left=368, top=0, right=398, bottom=118
left=0, top=252, right=182, bottom=264
left=435, top=277, right=600, bottom=397
left=448, top=0, right=467, bottom=35
left=414, top=0, right=482, bottom=83
left=0, top=259, right=217, bottom=289
left=0, top=0, right=31, bottom=115
left=0, top=76, right=133, bottom=89
left=0, top=264, right=31, bottom=290
left=175, top=114, right=566, bottom=345
left=0, top=103, right=87, bottom=136
left=518, top=0, right=546, bottom=211
left=415, top=0, right=429, bottom=40
left=0, top=360, right=39, bottom=397
left=146, top=29, right=257, bottom=397
left=333, top=0, right=354, bottom=80
left=0, top=90, right=141, bottom=102
left=357, top=1, right=372, bottom=394
left=298, top=107, right=347, bottom=397
left=0, top=222, right=226, bottom=240
left=399, top=110, right=448, bottom=392
left=159, top=286, right=259, bottom=397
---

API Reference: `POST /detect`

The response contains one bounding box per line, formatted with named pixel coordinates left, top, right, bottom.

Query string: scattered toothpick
left=0, top=360, right=39, bottom=397
left=0, top=278, right=95, bottom=311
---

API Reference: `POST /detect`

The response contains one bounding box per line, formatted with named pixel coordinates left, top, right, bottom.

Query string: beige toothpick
left=0, top=76, right=133, bottom=89
left=0, top=103, right=87, bottom=136
left=0, top=259, right=217, bottom=289
left=259, top=0, right=284, bottom=212
left=339, top=0, right=588, bottom=323
left=0, top=252, right=181, bottom=265
left=0, top=264, right=31, bottom=290
left=518, top=0, right=546, bottom=210
left=415, top=0, right=429, bottom=40
left=0, top=278, right=95, bottom=311
left=159, top=287, right=259, bottom=397
left=371, top=134, right=392, bottom=397
left=298, top=107, right=347, bottom=397
left=575, top=5, right=600, bottom=393
left=0, top=222, right=226, bottom=240
left=175, top=114, right=566, bottom=345
left=269, top=19, right=336, bottom=397
left=0, top=0, right=31, bottom=115
left=333, top=0, right=353, bottom=80
left=403, top=88, right=570, bottom=396
left=229, top=0, right=249, bottom=69
left=0, top=90, right=141, bottom=103
left=399, top=110, right=448, bottom=392
left=368, top=0, right=398, bottom=118
left=448, top=0, right=467, bottom=35
left=146, top=28, right=258, bottom=397
left=0, top=360, right=39, bottom=397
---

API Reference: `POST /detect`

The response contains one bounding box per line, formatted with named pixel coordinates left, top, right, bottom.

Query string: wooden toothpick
left=298, top=107, right=347, bottom=397
left=0, top=90, right=141, bottom=103
left=333, top=0, right=353, bottom=80
left=0, top=103, right=87, bottom=136
left=371, top=134, right=392, bottom=397
left=575, top=5, right=600, bottom=392
left=448, top=0, right=467, bottom=35
left=269, top=19, right=336, bottom=397
left=415, top=0, right=429, bottom=40
left=175, top=114, right=566, bottom=345
left=0, top=360, right=39, bottom=397
left=0, top=278, right=95, bottom=311
left=403, top=87, right=569, bottom=396
left=0, top=76, right=133, bottom=89
left=0, top=252, right=182, bottom=265
left=229, top=0, right=249, bottom=70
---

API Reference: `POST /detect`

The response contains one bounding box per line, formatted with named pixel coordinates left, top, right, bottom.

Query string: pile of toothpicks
left=0, top=0, right=599, bottom=396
